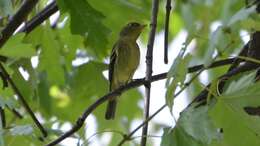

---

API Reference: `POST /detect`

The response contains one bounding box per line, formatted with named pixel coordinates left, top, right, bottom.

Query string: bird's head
left=119, top=22, right=146, bottom=41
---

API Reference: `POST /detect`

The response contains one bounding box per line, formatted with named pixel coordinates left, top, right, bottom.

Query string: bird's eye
left=129, top=23, right=140, bottom=27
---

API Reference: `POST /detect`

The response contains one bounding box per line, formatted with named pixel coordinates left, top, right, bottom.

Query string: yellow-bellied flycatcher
left=105, top=22, right=145, bottom=120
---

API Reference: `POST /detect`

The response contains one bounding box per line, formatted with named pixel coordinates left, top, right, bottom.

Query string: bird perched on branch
left=105, top=22, right=146, bottom=120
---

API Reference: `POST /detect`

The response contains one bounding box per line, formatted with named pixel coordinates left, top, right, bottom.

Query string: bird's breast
left=114, top=42, right=140, bottom=83
left=125, top=43, right=140, bottom=70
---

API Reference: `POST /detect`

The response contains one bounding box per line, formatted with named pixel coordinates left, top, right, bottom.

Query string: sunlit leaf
left=0, top=33, right=35, bottom=58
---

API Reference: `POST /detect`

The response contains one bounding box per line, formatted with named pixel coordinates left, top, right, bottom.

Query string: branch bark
left=164, top=0, right=172, bottom=64
left=0, top=107, right=6, bottom=128
left=141, top=0, right=159, bottom=145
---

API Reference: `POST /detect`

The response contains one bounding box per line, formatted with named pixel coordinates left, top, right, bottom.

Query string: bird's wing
left=109, top=43, right=118, bottom=91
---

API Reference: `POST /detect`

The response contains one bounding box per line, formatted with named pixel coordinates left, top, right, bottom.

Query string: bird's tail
left=105, top=98, right=117, bottom=120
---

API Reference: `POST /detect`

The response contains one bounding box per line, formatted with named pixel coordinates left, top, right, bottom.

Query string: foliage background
left=0, top=0, right=259, bottom=146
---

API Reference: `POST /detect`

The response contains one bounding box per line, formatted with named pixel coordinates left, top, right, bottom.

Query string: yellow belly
left=112, top=42, right=140, bottom=88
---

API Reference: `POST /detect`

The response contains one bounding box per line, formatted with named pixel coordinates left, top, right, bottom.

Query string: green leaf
left=223, top=71, right=256, bottom=95
left=37, top=72, right=52, bottom=117
left=228, top=5, right=257, bottom=26
left=50, top=61, right=107, bottom=121
left=0, top=96, right=16, bottom=109
left=0, top=114, right=4, bottom=146
left=0, top=33, right=35, bottom=58
left=209, top=99, right=260, bottom=146
left=241, top=17, right=260, bottom=31
left=57, top=0, right=110, bottom=58
left=170, top=13, right=184, bottom=37
left=166, top=50, right=191, bottom=113
left=181, top=4, right=195, bottom=31
left=70, top=61, right=107, bottom=99
left=94, top=89, right=142, bottom=132
left=0, top=0, right=13, bottom=16
left=38, top=26, right=65, bottom=85
left=24, top=26, right=44, bottom=46
left=204, top=27, right=223, bottom=67
left=11, top=67, right=33, bottom=101
left=209, top=80, right=260, bottom=146
left=161, top=127, right=204, bottom=146
left=57, top=19, right=84, bottom=71
left=10, top=125, right=33, bottom=136
left=0, top=133, right=4, bottom=146
left=178, top=106, right=220, bottom=144
left=161, top=128, right=174, bottom=146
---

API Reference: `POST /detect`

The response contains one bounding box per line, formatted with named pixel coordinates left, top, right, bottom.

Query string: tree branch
left=164, top=0, right=172, bottom=64
left=142, top=0, right=159, bottom=145
left=9, top=107, right=23, bottom=119
left=0, top=0, right=39, bottom=48
left=46, top=58, right=237, bottom=146
left=18, top=1, right=58, bottom=33
left=0, top=107, right=6, bottom=128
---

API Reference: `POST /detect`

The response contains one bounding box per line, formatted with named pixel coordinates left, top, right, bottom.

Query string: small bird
left=105, top=22, right=146, bottom=120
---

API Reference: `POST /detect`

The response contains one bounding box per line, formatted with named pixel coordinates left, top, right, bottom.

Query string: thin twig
left=46, top=58, right=237, bottom=146
left=0, top=107, right=6, bottom=128
left=0, top=0, right=39, bottom=48
left=18, top=1, right=58, bottom=33
left=9, top=107, right=23, bottom=119
left=142, top=0, right=159, bottom=145
left=164, top=0, right=172, bottom=64
left=0, top=63, right=47, bottom=137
